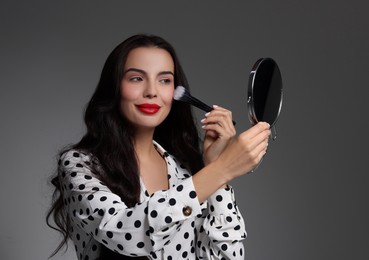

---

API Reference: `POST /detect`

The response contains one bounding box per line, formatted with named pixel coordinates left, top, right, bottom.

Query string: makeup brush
left=173, top=86, right=236, bottom=125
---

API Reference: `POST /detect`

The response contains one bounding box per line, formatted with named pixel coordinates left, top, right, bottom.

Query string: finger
left=202, top=111, right=235, bottom=134
left=248, top=137, right=269, bottom=166
left=238, top=126, right=270, bottom=153
left=250, top=130, right=270, bottom=151
left=211, top=105, right=237, bottom=125
left=204, top=129, right=218, bottom=139
left=202, top=122, right=235, bottom=139
left=203, top=114, right=232, bottom=129
left=243, top=122, right=270, bottom=139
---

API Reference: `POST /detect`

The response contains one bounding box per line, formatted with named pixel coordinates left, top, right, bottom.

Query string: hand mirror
left=247, top=57, right=283, bottom=140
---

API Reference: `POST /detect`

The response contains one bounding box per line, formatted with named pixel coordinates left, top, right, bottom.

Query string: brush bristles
left=173, top=86, right=188, bottom=101
left=174, top=86, right=213, bottom=112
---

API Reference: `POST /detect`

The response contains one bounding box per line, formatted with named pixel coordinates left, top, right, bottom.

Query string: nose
left=143, top=81, right=157, bottom=98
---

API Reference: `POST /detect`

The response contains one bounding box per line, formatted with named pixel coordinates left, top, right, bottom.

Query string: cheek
left=162, top=87, right=174, bottom=105
left=121, top=83, right=140, bottom=101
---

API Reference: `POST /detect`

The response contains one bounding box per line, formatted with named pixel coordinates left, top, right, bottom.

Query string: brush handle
left=188, top=95, right=213, bottom=112
left=187, top=96, right=236, bottom=125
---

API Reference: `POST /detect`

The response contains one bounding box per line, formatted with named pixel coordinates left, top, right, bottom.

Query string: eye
left=130, top=76, right=143, bottom=82
left=159, top=78, right=172, bottom=84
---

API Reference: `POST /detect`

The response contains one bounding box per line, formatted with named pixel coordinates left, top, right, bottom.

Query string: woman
left=47, top=34, right=270, bottom=260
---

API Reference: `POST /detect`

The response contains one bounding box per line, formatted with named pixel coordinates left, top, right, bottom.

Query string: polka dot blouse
left=58, top=141, right=247, bottom=260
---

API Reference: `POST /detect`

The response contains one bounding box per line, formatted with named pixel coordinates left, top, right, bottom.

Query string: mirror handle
left=271, top=125, right=277, bottom=141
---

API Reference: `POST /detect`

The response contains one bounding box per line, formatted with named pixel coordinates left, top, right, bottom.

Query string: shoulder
left=58, top=149, right=96, bottom=172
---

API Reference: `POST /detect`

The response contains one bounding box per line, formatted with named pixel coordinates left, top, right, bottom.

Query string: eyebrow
left=124, top=68, right=174, bottom=77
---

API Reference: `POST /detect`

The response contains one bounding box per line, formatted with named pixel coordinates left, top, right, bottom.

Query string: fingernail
left=213, top=105, right=219, bottom=108
left=201, top=125, right=207, bottom=129
left=205, top=112, right=210, bottom=117
left=201, top=118, right=206, bottom=123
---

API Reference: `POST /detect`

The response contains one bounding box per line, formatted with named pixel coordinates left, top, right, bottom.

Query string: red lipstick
left=136, top=103, right=161, bottom=115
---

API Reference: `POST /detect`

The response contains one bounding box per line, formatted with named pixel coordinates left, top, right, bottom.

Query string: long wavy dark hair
left=46, top=34, right=204, bottom=259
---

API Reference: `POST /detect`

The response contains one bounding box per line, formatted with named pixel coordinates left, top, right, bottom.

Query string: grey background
left=0, top=1, right=368, bottom=259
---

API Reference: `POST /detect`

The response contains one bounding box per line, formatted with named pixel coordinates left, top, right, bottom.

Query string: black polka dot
left=108, top=207, right=115, bottom=215
left=107, top=231, right=113, bottom=238
left=222, top=232, right=229, bottom=237
left=98, top=209, right=104, bottom=216
left=92, top=244, right=97, bottom=251
left=169, top=198, right=176, bottom=206
left=165, top=216, right=172, bottom=224
left=227, top=203, right=233, bottom=209
left=125, top=233, right=132, bottom=240
left=176, top=185, right=183, bottom=192
left=79, top=184, right=85, bottom=190
left=210, top=205, right=215, bottom=212
left=184, top=232, right=189, bottom=239
left=234, top=225, right=241, bottom=230
left=134, top=220, right=141, bottom=228
left=189, top=191, right=196, bottom=199
left=84, top=175, right=92, bottom=180
left=158, top=198, right=165, bottom=203
left=64, top=160, right=70, bottom=166
left=73, top=152, right=80, bottom=157
left=137, top=242, right=145, bottom=248
left=149, top=226, right=154, bottom=233
left=71, top=172, right=77, bottom=177
left=216, top=195, right=223, bottom=202
left=226, top=216, right=233, bottom=222
left=176, top=244, right=181, bottom=251
left=100, top=196, right=107, bottom=201
left=117, top=221, right=123, bottom=229
left=150, top=210, right=158, bottom=218
left=76, top=163, right=83, bottom=168
left=221, top=244, right=228, bottom=251
left=182, top=251, right=188, bottom=258
left=102, top=239, right=108, bottom=245
left=117, top=244, right=123, bottom=250
left=127, top=211, right=133, bottom=217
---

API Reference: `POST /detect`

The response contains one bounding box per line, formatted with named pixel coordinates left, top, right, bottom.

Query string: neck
left=133, top=128, right=156, bottom=160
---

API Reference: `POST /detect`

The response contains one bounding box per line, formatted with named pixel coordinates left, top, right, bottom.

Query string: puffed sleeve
left=59, top=150, right=203, bottom=257
left=196, top=186, right=247, bottom=259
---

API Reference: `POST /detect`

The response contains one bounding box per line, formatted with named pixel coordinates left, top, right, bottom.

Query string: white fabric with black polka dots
left=58, top=141, right=246, bottom=260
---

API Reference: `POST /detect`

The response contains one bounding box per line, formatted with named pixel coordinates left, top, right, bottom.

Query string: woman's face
left=120, top=47, right=175, bottom=131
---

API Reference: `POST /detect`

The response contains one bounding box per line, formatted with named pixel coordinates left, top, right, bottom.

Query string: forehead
left=124, top=47, right=174, bottom=71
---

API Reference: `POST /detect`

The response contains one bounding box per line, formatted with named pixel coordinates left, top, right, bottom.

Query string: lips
left=136, top=103, right=161, bottom=115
